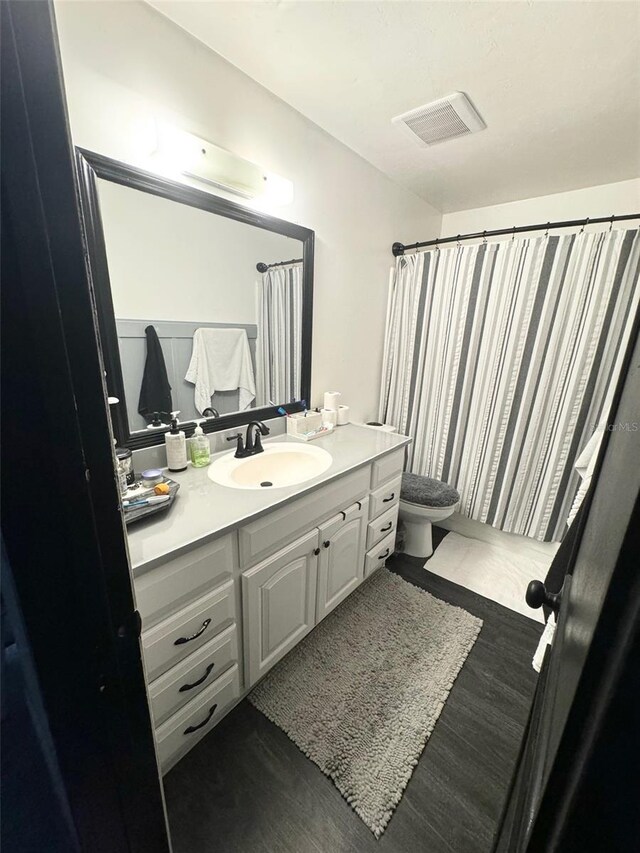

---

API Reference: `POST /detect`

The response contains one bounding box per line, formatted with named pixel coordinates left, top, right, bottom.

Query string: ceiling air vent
left=392, top=92, right=485, bottom=147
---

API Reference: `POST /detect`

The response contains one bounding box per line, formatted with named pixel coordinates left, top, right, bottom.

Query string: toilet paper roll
left=321, top=408, right=338, bottom=427
left=337, top=405, right=350, bottom=425
left=323, top=391, right=341, bottom=411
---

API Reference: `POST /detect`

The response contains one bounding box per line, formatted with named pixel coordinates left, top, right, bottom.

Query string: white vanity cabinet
left=316, top=498, right=369, bottom=622
left=134, top=532, right=242, bottom=772
left=131, top=439, right=407, bottom=774
left=363, top=450, right=402, bottom=577
left=141, top=580, right=235, bottom=682
left=241, top=497, right=372, bottom=687
left=369, top=473, right=401, bottom=519
left=242, top=529, right=319, bottom=687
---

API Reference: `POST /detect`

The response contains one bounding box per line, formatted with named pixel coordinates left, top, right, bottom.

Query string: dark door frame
left=1, top=2, right=170, bottom=850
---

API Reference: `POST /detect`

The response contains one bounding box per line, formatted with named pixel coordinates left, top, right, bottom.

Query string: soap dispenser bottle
left=165, top=413, right=187, bottom=472
left=190, top=421, right=211, bottom=468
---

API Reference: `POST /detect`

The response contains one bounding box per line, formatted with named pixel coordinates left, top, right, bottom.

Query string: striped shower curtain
left=256, top=262, right=303, bottom=405
left=380, top=229, right=640, bottom=541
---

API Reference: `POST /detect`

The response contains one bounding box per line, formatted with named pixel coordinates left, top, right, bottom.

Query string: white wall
left=54, top=0, right=440, bottom=421
left=441, top=179, right=640, bottom=239
left=98, top=178, right=300, bottom=324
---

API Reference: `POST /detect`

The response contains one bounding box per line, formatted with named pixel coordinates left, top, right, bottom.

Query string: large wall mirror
left=76, top=149, right=313, bottom=448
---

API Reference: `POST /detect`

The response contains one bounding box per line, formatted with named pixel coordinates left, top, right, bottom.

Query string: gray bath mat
left=249, top=569, right=482, bottom=837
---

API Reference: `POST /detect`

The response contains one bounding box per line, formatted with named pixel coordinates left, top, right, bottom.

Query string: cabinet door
left=316, top=499, right=368, bottom=622
left=242, top=529, right=319, bottom=687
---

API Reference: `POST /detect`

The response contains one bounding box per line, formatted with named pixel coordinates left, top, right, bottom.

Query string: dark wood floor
left=164, top=530, right=543, bottom=853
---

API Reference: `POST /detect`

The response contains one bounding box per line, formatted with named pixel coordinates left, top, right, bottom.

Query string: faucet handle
left=226, top=432, right=244, bottom=457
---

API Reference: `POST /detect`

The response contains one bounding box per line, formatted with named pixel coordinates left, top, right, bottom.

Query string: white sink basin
left=208, top=441, right=332, bottom=490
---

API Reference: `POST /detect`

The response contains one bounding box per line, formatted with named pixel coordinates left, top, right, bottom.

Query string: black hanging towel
left=138, top=325, right=172, bottom=421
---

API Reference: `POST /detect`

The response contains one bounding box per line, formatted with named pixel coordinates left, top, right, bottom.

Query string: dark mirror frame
left=74, top=148, right=314, bottom=450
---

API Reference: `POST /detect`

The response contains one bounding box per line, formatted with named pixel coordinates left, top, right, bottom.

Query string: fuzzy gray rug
left=249, top=569, right=482, bottom=837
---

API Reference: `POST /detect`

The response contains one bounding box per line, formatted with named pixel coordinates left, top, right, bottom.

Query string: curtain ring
left=609, top=215, right=614, bottom=232
left=456, top=234, right=461, bottom=248
left=435, top=236, right=440, bottom=253
left=545, top=222, right=550, bottom=239
left=511, top=226, right=516, bottom=241
left=580, top=217, right=589, bottom=234
left=482, top=230, right=487, bottom=244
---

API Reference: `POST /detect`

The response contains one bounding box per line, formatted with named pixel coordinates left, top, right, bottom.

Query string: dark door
left=1, top=1, right=170, bottom=850
left=494, top=324, right=640, bottom=852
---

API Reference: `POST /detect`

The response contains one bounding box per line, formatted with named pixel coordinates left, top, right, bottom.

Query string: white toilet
left=398, top=473, right=460, bottom=558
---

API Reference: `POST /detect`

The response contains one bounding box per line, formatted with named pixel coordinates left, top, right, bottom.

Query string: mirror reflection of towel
left=138, top=325, right=172, bottom=420
left=185, top=328, right=256, bottom=414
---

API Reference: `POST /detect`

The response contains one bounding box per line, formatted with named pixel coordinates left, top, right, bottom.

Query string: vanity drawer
left=156, top=664, right=240, bottom=773
left=135, top=533, right=236, bottom=630
left=370, top=449, right=405, bottom=490
left=364, top=530, right=397, bottom=577
left=366, top=504, right=399, bottom=550
left=369, top=474, right=402, bottom=520
left=239, top=465, right=371, bottom=567
left=142, top=581, right=235, bottom=682
left=148, top=624, right=239, bottom=726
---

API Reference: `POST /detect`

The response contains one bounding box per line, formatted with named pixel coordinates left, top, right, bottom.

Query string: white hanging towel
left=185, top=328, right=256, bottom=414
left=566, top=429, right=602, bottom=528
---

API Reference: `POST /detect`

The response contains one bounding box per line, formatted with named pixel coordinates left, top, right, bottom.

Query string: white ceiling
left=148, top=1, right=640, bottom=213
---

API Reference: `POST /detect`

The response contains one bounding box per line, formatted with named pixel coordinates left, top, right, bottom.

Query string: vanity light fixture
left=152, top=123, right=293, bottom=204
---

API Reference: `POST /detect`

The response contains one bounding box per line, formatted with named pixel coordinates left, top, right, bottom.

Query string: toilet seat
left=400, top=472, right=460, bottom=509
left=399, top=500, right=459, bottom=522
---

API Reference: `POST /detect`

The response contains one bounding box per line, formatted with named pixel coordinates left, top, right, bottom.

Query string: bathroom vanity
left=127, top=424, right=410, bottom=773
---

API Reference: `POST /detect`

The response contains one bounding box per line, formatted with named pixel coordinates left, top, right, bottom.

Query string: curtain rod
left=392, top=213, right=640, bottom=256
left=256, top=258, right=303, bottom=272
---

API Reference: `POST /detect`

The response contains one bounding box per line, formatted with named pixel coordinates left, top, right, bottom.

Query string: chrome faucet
left=226, top=421, right=270, bottom=458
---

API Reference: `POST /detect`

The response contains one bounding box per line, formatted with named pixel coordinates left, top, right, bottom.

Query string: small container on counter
left=141, top=468, right=164, bottom=487
left=115, top=445, right=135, bottom=486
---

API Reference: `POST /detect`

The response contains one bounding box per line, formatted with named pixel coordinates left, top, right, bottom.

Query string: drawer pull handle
left=174, top=618, right=211, bottom=646
left=179, top=663, right=215, bottom=692
left=380, top=522, right=393, bottom=533
left=340, top=510, right=347, bottom=520
left=183, top=703, right=217, bottom=735
left=323, top=540, right=331, bottom=548
left=378, top=548, right=390, bottom=560
left=383, top=493, right=395, bottom=503
left=356, top=501, right=362, bottom=511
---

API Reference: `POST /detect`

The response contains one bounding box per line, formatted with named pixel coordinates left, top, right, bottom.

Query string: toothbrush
left=124, top=495, right=170, bottom=508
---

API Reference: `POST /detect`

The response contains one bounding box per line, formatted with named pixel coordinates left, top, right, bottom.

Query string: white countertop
left=127, top=424, right=411, bottom=574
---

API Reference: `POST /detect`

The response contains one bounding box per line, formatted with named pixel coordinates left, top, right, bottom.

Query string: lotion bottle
left=190, top=420, right=211, bottom=468
left=165, top=413, right=187, bottom=472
